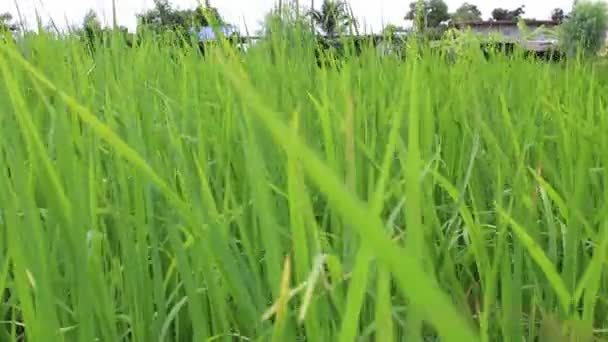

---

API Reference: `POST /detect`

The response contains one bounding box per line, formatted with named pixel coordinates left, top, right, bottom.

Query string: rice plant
left=1, top=26, right=608, bottom=342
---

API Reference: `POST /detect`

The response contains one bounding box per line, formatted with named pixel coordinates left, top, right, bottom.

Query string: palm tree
left=308, top=0, right=352, bottom=37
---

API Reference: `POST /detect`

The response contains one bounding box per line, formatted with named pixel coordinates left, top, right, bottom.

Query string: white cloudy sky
left=1, top=0, right=574, bottom=33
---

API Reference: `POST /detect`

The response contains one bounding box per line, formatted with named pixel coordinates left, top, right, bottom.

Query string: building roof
left=449, top=19, right=561, bottom=52
left=451, top=19, right=560, bottom=28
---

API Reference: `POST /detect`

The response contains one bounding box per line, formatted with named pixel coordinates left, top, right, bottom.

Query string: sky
left=0, top=0, right=575, bottom=33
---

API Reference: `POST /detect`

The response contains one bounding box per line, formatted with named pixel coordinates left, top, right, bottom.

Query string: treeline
left=2, top=0, right=608, bottom=57
left=1, top=1, right=229, bottom=48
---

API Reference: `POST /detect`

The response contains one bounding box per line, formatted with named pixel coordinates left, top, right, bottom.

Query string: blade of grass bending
left=339, top=247, right=371, bottom=342
left=375, top=263, right=394, bottom=342
left=271, top=256, right=292, bottom=342
left=339, top=90, right=406, bottom=341
left=529, top=168, right=569, bottom=221
left=0, top=56, right=72, bottom=223
left=285, top=113, right=324, bottom=340
left=401, top=48, right=428, bottom=342
left=496, top=206, right=571, bottom=314
left=0, top=177, right=44, bottom=340
left=216, top=54, right=479, bottom=342
left=574, top=220, right=608, bottom=323
left=297, top=254, right=326, bottom=322
left=159, top=295, right=188, bottom=342
left=430, top=169, right=490, bottom=272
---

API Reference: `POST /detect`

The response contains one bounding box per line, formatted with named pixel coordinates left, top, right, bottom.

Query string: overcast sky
left=0, top=0, right=575, bottom=33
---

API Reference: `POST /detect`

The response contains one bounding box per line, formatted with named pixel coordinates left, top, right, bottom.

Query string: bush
left=560, top=0, right=608, bottom=57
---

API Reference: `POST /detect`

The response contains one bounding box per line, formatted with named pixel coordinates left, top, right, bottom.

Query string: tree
left=189, top=4, right=225, bottom=28
left=491, top=6, right=525, bottom=21
left=551, top=8, right=566, bottom=22
left=74, top=10, right=132, bottom=51
left=83, top=10, right=102, bottom=32
left=405, top=0, right=450, bottom=28
left=258, top=2, right=310, bottom=37
left=452, top=3, right=482, bottom=22
left=560, top=0, right=608, bottom=57
left=137, top=0, right=225, bottom=33
left=0, top=12, right=16, bottom=32
left=308, top=0, right=353, bottom=36
left=82, top=10, right=102, bottom=49
left=491, top=8, right=509, bottom=20
left=382, top=24, right=406, bottom=35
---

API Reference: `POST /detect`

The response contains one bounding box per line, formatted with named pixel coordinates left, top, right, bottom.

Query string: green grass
left=1, top=29, right=608, bottom=341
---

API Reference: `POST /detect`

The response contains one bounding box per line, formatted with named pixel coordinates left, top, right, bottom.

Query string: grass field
left=1, top=29, right=608, bottom=341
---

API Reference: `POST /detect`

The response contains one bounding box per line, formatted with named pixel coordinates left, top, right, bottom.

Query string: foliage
left=560, top=0, right=608, bottom=57
left=308, top=0, right=353, bottom=36
left=381, top=24, right=407, bottom=36
left=422, top=25, right=448, bottom=40
left=255, top=2, right=318, bottom=62
left=516, top=18, right=559, bottom=42
left=491, top=6, right=525, bottom=21
left=551, top=8, right=566, bottom=22
left=83, top=9, right=102, bottom=31
left=136, top=0, right=225, bottom=34
left=3, top=29, right=608, bottom=342
left=404, top=0, right=449, bottom=41
left=491, top=8, right=509, bottom=21
left=452, top=3, right=482, bottom=22
left=0, top=12, right=16, bottom=33
left=83, top=10, right=102, bottom=46
left=66, top=10, right=131, bottom=52
left=405, top=0, right=450, bottom=28
left=258, top=2, right=310, bottom=37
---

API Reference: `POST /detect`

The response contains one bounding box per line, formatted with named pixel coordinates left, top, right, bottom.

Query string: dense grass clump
left=1, top=30, right=608, bottom=342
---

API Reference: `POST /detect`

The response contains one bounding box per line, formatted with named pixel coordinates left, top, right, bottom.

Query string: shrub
left=560, top=0, right=608, bottom=57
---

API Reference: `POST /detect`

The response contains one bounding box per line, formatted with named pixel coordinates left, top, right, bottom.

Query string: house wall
left=472, top=25, right=521, bottom=38
left=468, top=24, right=553, bottom=41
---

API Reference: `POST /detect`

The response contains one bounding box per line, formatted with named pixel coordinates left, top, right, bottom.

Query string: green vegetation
left=491, top=6, right=526, bottom=21
left=552, top=8, right=567, bottom=23
left=452, top=3, right=483, bottom=23
left=0, top=12, right=16, bottom=33
left=2, top=21, right=608, bottom=341
left=308, top=0, right=354, bottom=37
left=405, top=0, right=450, bottom=29
left=2, top=1, right=608, bottom=341
left=136, top=0, right=225, bottom=34
left=405, top=0, right=451, bottom=39
left=560, top=0, right=608, bottom=57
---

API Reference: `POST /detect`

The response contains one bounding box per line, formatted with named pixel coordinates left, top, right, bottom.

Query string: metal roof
left=452, top=20, right=560, bottom=28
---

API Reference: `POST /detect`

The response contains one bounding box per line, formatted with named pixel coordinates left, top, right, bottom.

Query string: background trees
left=560, top=0, right=608, bottom=57
left=382, top=24, right=406, bottom=36
left=83, top=10, right=102, bottom=34
left=0, top=12, right=16, bottom=32
left=308, top=0, right=353, bottom=36
left=405, top=0, right=450, bottom=29
left=491, top=6, right=525, bottom=21
left=452, top=3, right=482, bottom=22
left=257, top=2, right=311, bottom=40
left=136, top=0, right=225, bottom=34
left=2, top=0, right=608, bottom=59
left=551, top=8, right=566, bottom=22
left=81, top=9, right=102, bottom=49
left=404, top=0, right=450, bottom=40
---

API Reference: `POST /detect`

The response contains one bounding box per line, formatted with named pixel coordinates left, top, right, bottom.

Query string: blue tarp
left=192, top=25, right=237, bottom=42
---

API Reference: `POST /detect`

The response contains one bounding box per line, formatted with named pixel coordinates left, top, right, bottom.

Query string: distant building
left=451, top=20, right=561, bottom=52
